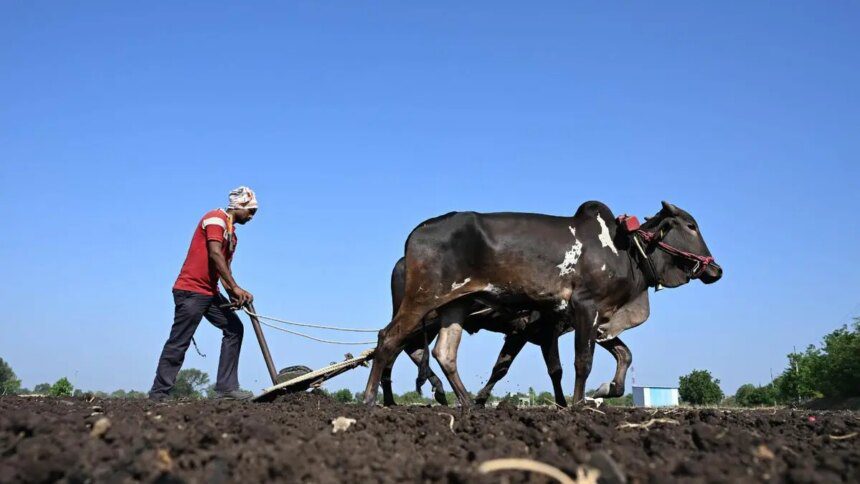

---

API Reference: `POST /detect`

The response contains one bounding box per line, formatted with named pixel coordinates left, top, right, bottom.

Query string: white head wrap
left=227, top=186, right=258, bottom=210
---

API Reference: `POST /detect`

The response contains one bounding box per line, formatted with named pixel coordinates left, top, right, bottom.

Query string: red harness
left=617, top=215, right=717, bottom=279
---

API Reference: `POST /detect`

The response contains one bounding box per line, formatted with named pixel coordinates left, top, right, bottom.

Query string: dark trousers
left=149, top=290, right=244, bottom=397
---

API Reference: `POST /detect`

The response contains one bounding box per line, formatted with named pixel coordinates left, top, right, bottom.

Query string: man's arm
left=207, top=240, right=253, bottom=306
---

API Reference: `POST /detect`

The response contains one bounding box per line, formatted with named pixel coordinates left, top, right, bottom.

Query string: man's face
left=234, top=208, right=256, bottom=225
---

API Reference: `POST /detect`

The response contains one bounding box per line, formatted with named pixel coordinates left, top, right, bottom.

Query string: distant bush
left=679, top=369, right=724, bottom=405
left=773, top=320, right=859, bottom=404
left=605, top=393, right=634, bottom=407
left=332, top=388, right=354, bottom=403
left=735, top=383, right=776, bottom=407
left=0, top=358, right=21, bottom=395
left=171, top=369, right=210, bottom=399
left=49, top=377, right=74, bottom=397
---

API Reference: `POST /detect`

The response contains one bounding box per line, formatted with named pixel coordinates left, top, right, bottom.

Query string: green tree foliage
left=332, top=388, right=354, bottom=403
left=0, top=358, right=22, bottom=395
left=396, top=391, right=433, bottom=405
left=110, top=390, right=127, bottom=399
left=771, top=320, right=859, bottom=403
left=536, top=391, right=554, bottom=405
left=126, top=390, right=147, bottom=399
left=605, top=393, right=634, bottom=406
left=49, top=377, right=74, bottom=397
left=805, top=320, right=859, bottom=398
left=33, top=383, right=52, bottom=395
left=734, top=383, right=776, bottom=407
left=444, top=391, right=475, bottom=406
left=171, top=369, right=210, bottom=399
left=679, top=369, right=724, bottom=405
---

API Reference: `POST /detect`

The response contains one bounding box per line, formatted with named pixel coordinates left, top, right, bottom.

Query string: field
left=1, top=394, right=858, bottom=483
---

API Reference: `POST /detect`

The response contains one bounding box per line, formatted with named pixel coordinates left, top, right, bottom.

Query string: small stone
left=754, top=444, right=775, bottom=460
left=156, top=449, right=173, bottom=472
left=90, top=417, right=111, bottom=438
left=331, top=416, right=357, bottom=433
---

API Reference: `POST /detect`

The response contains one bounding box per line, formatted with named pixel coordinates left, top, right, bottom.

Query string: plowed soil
left=1, top=394, right=858, bottom=483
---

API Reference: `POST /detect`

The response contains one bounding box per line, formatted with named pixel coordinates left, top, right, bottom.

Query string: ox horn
left=661, top=200, right=680, bottom=216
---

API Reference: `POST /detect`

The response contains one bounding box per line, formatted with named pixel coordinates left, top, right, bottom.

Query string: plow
left=234, top=303, right=379, bottom=402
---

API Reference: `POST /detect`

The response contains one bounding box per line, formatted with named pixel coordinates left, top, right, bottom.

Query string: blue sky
left=1, top=2, right=858, bottom=397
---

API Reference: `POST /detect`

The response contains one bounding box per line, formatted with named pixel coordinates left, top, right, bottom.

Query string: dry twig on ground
left=478, top=458, right=600, bottom=484
left=829, top=432, right=857, bottom=441
left=437, top=413, right=455, bottom=433
left=616, top=418, right=679, bottom=430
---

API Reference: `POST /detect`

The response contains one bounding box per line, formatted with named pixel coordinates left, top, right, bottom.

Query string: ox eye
left=687, top=224, right=697, bottom=231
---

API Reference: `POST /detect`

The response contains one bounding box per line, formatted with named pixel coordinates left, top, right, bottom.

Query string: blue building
left=632, top=386, right=679, bottom=408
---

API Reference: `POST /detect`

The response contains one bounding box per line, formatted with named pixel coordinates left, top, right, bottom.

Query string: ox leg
left=572, top=305, right=599, bottom=403
left=474, top=335, right=527, bottom=406
left=593, top=337, right=632, bottom=398
left=407, top=343, right=448, bottom=406
left=363, top=307, right=429, bottom=406
left=432, top=304, right=471, bottom=407
left=540, top=337, right=566, bottom=407
left=381, top=350, right=400, bottom=406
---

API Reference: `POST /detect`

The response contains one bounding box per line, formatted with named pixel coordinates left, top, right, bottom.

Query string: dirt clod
left=89, top=416, right=111, bottom=438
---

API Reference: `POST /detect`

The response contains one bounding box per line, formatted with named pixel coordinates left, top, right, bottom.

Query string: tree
left=33, top=383, right=52, bottom=395
left=770, top=320, right=859, bottom=404
left=679, top=370, right=724, bottom=405
left=735, top=383, right=776, bottom=407
left=605, top=393, right=634, bottom=407
left=49, top=377, right=74, bottom=397
left=806, top=320, right=859, bottom=398
left=171, top=369, right=210, bottom=399
left=332, top=388, right=354, bottom=403
left=110, top=389, right=128, bottom=399
left=536, top=391, right=554, bottom=405
left=0, top=358, right=21, bottom=395
left=126, top=390, right=147, bottom=399
left=397, top=391, right=432, bottom=405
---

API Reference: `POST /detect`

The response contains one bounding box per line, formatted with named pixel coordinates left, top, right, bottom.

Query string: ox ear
left=661, top=200, right=680, bottom=216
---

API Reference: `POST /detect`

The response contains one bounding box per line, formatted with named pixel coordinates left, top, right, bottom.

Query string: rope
left=256, top=319, right=378, bottom=345
left=243, top=309, right=380, bottom=333
left=190, top=336, right=207, bottom=358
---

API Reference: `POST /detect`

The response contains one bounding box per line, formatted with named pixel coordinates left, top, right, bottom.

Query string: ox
left=382, top=257, right=644, bottom=407
left=364, top=201, right=721, bottom=406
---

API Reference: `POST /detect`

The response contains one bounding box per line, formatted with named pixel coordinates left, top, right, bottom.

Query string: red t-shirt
left=173, top=209, right=238, bottom=296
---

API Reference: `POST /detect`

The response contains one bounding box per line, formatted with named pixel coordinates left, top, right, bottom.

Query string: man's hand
left=229, top=286, right=254, bottom=308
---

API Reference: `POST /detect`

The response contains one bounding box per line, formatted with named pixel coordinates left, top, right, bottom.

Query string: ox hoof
left=593, top=382, right=614, bottom=398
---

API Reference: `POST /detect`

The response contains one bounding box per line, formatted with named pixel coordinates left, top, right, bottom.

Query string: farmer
left=148, top=186, right=258, bottom=401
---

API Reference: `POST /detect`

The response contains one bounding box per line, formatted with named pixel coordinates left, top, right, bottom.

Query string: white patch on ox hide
left=601, top=264, right=606, bottom=271
left=450, top=278, right=471, bottom=291
left=483, top=283, right=501, bottom=294
left=596, top=213, right=619, bottom=256
left=592, top=312, right=600, bottom=327
left=556, top=227, right=583, bottom=276
left=556, top=299, right=569, bottom=311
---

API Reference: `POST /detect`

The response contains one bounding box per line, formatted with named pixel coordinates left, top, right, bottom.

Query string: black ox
left=364, top=201, right=722, bottom=406
left=382, top=257, right=643, bottom=407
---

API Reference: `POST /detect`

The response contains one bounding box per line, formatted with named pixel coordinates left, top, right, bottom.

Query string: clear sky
left=2, top=2, right=858, bottom=398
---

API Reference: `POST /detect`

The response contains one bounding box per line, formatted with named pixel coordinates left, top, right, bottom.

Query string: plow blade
left=254, top=348, right=375, bottom=402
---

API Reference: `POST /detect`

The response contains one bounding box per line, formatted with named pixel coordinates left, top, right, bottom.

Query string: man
left=149, top=186, right=258, bottom=401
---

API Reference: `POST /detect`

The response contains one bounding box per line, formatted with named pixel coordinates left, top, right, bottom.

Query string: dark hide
left=364, top=201, right=721, bottom=406
left=383, top=257, right=645, bottom=407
